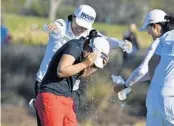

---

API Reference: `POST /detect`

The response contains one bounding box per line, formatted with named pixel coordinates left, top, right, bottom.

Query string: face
left=147, top=24, right=162, bottom=40
left=71, top=17, right=88, bottom=36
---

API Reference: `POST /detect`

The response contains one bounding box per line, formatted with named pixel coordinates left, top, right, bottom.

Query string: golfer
left=113, top=9, right=174, bottom=126
left=35, top=29, right=110, bottom=126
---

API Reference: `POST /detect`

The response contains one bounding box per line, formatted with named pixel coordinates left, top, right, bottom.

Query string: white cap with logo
left=92, top=37, right=110, bottom=69
left=139, top=9, right=167, bottom=31
left=74, top=5, right=96, bottom=29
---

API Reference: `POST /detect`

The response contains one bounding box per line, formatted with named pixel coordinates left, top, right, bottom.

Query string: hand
left=47, top=23, right=59, bottom=31
left=84, top=52, right=97, bottom=67
left=113, top=84, right=125, bottom=94
left=81, top=66, right=97, bottom=77
left=122, top=40, right=133, bottom=54
left=29, top=98, right=36, bottom=109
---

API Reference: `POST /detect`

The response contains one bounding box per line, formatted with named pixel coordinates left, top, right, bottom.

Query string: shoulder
left=66, top=39, right=83, bottom=49
left=160, top=30, right=174, bottom=42
left=54, top=19, right=67, bottom=31
left=63, top=39, right=83, bottom=59
left=150, top=38, right=160, bottom=48
left=55, top=19, right=66, bottom=26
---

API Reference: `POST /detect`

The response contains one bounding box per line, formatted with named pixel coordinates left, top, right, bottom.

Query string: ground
left=1, top=104, right=37, bottom=126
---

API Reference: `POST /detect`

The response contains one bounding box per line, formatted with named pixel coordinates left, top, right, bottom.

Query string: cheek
left=72, top=22, right=78, bottom=30
left=147, top=28, right=152, bottom=35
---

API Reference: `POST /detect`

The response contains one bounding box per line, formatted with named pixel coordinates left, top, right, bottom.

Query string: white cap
left=74, top=5, right=96, bottom=29
left=92, top=37, right=110, bottom=69
left=139, top=9, right=167, bottom=31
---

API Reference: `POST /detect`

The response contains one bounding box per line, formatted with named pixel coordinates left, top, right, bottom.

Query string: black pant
left=72, top=91, right=80, bottom=120
left=35, top=80, right=41, bottom=97
left=34, top=80, right=42, bottom=126
left=72, top=78, right=88, bottom=121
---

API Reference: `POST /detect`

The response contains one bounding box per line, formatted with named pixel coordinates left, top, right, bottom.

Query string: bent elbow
left=137, top=68, right=147, bottom=76
left=57, top=69, right=65, bottom=78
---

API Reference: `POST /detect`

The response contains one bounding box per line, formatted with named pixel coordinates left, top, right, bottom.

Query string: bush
left=4, top=13, right=152, bottom=47
left=4, top=14, right=49, bottom=45
left=2, top=0, right=25, bottom=14
left=27, top=0, right=49, bottom=17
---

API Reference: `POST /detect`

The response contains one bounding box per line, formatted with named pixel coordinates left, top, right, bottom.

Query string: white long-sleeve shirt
left=152, top=30, right=174, bottom=96
left=125, top=38, right=160, bottom=87
left=36, top=19, right=126, bottom=82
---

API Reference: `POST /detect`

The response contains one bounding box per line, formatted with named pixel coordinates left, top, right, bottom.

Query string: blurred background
left=1, top=0, right=174, bottom=126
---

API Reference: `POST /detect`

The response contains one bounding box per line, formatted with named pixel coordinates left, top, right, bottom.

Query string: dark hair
left=68, top=14, right=75, bottom=22
left=88, top=29, right=98, bottom=39
left=149, top=15, right=174, bottom=35
left=164, top=15, right=174, bottom=31
left=158, top=15, right=174, bottom=34
left=83, top=29, right=98, bottom=52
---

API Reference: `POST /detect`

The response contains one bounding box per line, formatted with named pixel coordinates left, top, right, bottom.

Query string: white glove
left=29, top=98, right=36, bottom=109
left=111, top=74, right=131, bottom=100
left=119, top=40, right=133, bottom=54
left=111, top=75, right=125, bottom=84
left=118, top=88, right=131, bottom=100
left=43, top=23, right=65, bottom=37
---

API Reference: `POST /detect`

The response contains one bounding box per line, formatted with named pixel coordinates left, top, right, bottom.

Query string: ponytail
left=83, top=29, right=98, bottom=52
left=165, top=15, right=174, bottom=31
left=68, top=14, right=73, bottom=22
left=157, top=15, right=174, bottom=34
left=88, top=29, right=98, bottom=39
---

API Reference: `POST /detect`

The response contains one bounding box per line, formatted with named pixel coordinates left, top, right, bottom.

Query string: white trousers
left=146, top=86, right=174, bottom=126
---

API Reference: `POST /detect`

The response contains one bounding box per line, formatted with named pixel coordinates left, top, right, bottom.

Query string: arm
left=97, top=32, right=122, bottom=48
left=57, top=54, right=89, bottom=77
left=57, top=41, right=97, bottom=78
left=125, top=38, right=160, bottom=87
left=81, top=67, right=97, bottom=77
left=97, top=32, right=132, bottom=53
left=148, top=38, right=162, bottom=80
left=107, top=37, right=122, bottom=48
left=43, top=19, right=66, bottom=38
left=124, top=67, right=150, bottom=87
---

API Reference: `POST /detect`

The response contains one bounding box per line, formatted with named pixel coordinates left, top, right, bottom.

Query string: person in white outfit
left=113, top=9, right=174, bottom=126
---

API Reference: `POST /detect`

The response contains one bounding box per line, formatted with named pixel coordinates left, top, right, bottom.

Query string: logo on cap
left=80, top=12, right=95, bottom=22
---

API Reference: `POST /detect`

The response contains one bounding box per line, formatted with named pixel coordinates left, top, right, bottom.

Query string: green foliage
left=56, top=5, right=75, bottom=19
left=4, top=14, right=49, bottom=45
left=4, top=13, right=152, bottom=47
left=2, top=0, right=25, bottom=13
left=29, top=0, right=49, bottom=17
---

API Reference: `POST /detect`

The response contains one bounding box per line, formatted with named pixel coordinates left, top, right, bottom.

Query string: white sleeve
left=97, top=32, right=122, bottom=48
left=54, top=19, right=66, bottom=29
left=107, top=37, right=122, bottom=49
left=125, top=38, right=160, bottom=87
left=45, top=19, right=66, bottom=39
left=124, top=67, right=150, bottom=87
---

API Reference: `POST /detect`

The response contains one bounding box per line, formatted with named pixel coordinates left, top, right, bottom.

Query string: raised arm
left=97, top=32, right=132, bottom=53
left=58, top=52, right=97, bottom=78
left=43, top=19, right=66, bottom=38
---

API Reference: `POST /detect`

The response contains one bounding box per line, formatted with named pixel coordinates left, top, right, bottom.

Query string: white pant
left=146, top=86, right=174, bottom=126
left=146, top=110, right=174, bottom=126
